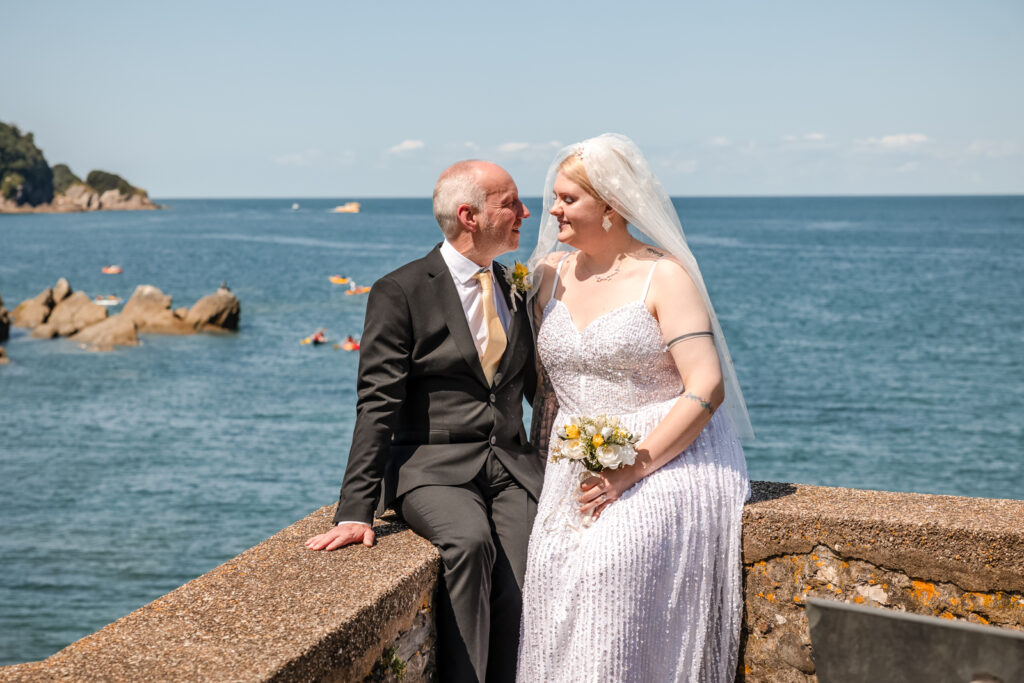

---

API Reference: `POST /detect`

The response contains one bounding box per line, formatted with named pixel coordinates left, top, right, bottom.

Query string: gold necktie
left=473, top=269, right=507, bottom=385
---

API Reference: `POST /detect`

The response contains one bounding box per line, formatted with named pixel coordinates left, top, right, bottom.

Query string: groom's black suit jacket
left=333, top=243, right=544, bottom=525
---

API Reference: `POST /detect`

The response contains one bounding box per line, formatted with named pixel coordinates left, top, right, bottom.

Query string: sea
left=1, top=196, right=1022, bottom=664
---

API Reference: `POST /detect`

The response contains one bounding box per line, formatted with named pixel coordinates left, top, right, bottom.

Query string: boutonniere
left=503, top=261, right=533, bottom=312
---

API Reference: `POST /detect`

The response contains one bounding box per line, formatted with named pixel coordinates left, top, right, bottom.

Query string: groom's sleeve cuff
left=337, top=520, right=371, bottom=526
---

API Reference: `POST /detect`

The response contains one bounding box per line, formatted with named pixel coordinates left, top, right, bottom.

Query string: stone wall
left=1, top=482, right=1021, bottom=682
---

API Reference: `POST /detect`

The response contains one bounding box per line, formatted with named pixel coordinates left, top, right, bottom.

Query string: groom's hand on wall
left=305, top=523, right=375, bottom=551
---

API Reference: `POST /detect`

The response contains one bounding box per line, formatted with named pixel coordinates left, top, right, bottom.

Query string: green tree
left=52, top=163, right=82, bottom=195
left=86, top=169, right=141, bottom=197
left=0, top=122, right=54, bottom=205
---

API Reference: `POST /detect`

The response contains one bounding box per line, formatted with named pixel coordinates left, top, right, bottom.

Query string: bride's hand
left=578, top=467, right=637, bottom=520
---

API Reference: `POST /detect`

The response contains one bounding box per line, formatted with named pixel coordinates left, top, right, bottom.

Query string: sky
left=3, top=0, right=1022, bottom=197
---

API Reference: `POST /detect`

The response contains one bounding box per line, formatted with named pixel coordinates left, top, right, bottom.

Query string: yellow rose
left=592, top=434, right=605, bottom=447
left=514, top=262, right=529, bottom=277
left=565, top=424, right=580, bottom=439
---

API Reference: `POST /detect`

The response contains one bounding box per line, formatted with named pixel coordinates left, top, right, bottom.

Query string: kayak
left=329, top=275, right=350, bottom=285
left=345, top=286, right=371, bottom=295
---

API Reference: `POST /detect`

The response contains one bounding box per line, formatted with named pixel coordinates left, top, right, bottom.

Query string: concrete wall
left=2, top=482, right=1021, bottom=682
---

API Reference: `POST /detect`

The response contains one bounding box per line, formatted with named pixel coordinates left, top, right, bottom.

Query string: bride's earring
left=602, top=216, right=612, bottom=231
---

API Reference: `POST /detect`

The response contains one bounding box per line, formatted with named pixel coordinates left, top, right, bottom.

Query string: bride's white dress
left=517, top=260, right=750, bottom=682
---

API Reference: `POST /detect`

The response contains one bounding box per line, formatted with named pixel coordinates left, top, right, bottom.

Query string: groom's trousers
left=399, top=452, right=536, bottom=683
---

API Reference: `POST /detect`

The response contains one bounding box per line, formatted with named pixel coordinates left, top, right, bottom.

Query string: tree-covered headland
left=0, top=121, right=154, bottom=210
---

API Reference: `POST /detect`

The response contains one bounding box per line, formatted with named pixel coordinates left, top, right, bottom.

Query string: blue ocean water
left=1, top=196, right=1022, bottom=663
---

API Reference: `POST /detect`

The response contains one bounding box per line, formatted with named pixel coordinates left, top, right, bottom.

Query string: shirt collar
left=440, top=240, right=493, bottom=285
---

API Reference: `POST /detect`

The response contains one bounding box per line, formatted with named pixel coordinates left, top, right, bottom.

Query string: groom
left=306, top=160, right=543, bottom=682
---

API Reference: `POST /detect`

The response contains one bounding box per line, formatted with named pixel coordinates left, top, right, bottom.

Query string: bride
left=516, top=134, right=753, bottom=682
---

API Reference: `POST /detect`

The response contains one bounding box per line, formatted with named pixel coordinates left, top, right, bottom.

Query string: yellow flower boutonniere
left=503, top=261, right=533, bottom=312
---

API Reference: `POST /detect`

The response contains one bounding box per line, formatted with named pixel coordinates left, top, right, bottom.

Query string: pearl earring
left=602, top=216, right=612, bottom=231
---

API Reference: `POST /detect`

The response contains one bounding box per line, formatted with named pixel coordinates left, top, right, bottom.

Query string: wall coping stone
left=0, top=507, right=439, bottom=682
left=1, top=481, right=1021, bottom=681
left=744, top=482, right=1024, bottom=593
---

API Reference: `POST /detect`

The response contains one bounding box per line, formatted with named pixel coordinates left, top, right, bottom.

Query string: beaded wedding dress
left=516, top=260, right=750, bottom=682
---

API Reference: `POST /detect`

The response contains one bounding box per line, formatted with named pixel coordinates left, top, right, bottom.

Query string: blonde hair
left=558, top=154, right=603, bottom=201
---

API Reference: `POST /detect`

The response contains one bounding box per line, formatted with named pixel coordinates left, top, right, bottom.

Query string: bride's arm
left=579, top=259, right=723, bottom=518
left=527, top=254, right=563, bottom=456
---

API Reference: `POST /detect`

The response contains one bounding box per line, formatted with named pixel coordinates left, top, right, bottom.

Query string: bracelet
left=666, top=331, right=713, bottom=349
left=683, top=392, right=715, bottom=416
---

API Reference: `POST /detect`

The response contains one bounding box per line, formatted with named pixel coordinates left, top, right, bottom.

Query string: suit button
left=493, top=372, right=502, bottom=383
left=489, top=436, right=497, bottom=445
left=489, top=393, right=496, bottom=403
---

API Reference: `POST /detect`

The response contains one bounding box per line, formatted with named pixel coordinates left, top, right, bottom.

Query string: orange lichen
left=940, top=612, right=955, bottom=620
left=912, top=580, right=937, bottom=603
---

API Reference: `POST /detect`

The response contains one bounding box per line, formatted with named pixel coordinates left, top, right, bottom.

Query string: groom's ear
left=457, top=203, right=479, bottom=232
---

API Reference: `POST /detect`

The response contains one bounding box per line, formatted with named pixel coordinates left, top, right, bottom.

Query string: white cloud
left=387, top=139, right=425, bottom=154
left=965, top=140, right=1019, bottom=159
left=857, top=133, right=932, bottom=149
left=495, top=140, right=562, bottom=156
left=273, top=149, right=324, bottom=167
left=707, top=136, right=732, bottom=147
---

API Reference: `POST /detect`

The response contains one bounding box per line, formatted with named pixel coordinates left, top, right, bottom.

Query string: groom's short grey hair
left=433, top=160, right=487, bottom=239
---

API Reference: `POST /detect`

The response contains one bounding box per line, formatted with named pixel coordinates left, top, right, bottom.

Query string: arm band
left=666, top=331, right=713, bottom=349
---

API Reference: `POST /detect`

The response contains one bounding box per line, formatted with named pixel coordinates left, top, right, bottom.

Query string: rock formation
left=11, top=279, right=241, bottom=351
left=119, top=285, right=195, bottom=335
left=70, top=315, right=139, bottom=351
left=185, top=286, right=241, bottom=332
left=32, top=291, right=107, bottom=338
left=0, top=121, right=160, bottom=213
left=0, top=293, right=10, bottom=342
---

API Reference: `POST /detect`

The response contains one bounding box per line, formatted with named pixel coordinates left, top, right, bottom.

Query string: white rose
left=600, top=426, right=614, bottom=440
left=596, top=445, right=623, bottom=469
left=566, top=439, right=587, bottom=461
left=556, top=426, right=568, bottom=439
left=617, top=444, right=637, bottom=467
left=583, top=423, right=597, bottom=437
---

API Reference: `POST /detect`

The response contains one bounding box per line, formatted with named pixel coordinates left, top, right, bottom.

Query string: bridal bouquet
left=549, top=415, right=638, bottom=473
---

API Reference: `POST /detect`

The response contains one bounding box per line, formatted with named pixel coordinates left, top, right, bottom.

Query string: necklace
left=578, top=252, right=627, bottom=282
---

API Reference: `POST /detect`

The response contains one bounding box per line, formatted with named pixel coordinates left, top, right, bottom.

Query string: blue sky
left=3, top=1, right=1022, bottom=197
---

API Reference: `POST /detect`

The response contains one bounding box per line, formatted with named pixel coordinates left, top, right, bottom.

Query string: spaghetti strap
left=640, top=258, right=662, bottom=302
left=551, top=253, right=570, bottom=299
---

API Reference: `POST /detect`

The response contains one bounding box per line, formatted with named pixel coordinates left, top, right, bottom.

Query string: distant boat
left=94, top=295, right=123, bottom=306
left=291, top=203, right=300, bottom=211
left=329, top=275, right=350, bottom=285
left=331, top=202, right=361, bottom=214
left=101, top=265, right=123, bottom=274
left=345, top=286, right=371, bottom=296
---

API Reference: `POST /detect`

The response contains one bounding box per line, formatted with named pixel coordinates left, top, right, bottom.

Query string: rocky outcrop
left=71, top=315, right=139, bottom=351
left=185, top=286, right=241, bottom=332
left=32, top=291, right=107, bottom=338
left=120, top=285, right=195, bottom=335
left=0, top=293, right=10, bottom=342
left=0, top=121, right=161, bottom=213
left=11, top=278, right=73, bottom=329
left=13, top=280, right=239, bottom=351
left=51, top=183, right=101, bottom=211
left=11, top=288, right=55, bottom=328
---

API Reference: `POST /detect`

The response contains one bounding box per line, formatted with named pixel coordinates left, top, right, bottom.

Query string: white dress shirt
left=439, top=239, right=511, bottom=355
left=338, top=241, right=511, bottom=527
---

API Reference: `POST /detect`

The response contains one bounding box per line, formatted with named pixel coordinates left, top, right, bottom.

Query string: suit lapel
left=426, top=245, right=490, bottom=387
